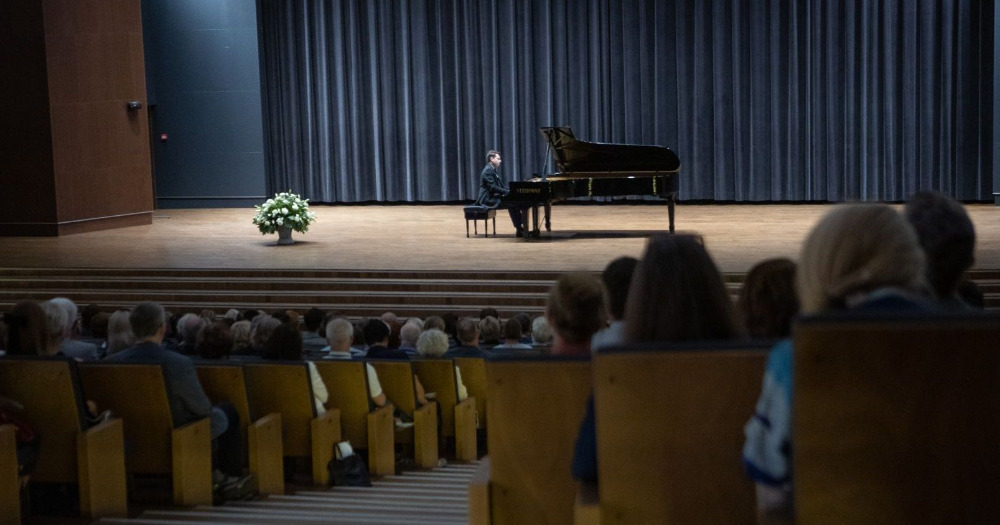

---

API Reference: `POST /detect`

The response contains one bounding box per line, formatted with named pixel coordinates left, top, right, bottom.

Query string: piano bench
left=464, top=206, right=496, bottom=238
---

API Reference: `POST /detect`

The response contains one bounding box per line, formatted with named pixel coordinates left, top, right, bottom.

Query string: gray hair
left=399, top=321, right=421, bottom=347
left=48, top=297, right=78, bottom=331
left=416, top=329, right=449, bottom=358
left=41, top=300, right=69, bottom=346
left=531, top=316, right=553, bottom=344
left=325, top=318, right=354, bottom=350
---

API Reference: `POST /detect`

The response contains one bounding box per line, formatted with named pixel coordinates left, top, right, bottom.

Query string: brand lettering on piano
left=516, top=188, right=542, bottom=194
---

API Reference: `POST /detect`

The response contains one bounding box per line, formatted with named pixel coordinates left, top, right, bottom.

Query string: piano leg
left=668, top=197, right=675, bottom=233
left=544, top=202, right=552, bottom=231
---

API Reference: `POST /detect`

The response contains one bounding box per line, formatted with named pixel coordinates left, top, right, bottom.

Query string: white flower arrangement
left=252, top=190, right=317, bottom=235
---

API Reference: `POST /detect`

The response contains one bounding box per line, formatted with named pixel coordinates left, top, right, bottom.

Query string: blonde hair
left=797, top=204, right=926, bottom=313
left=106, top=310, right=134, bottom=356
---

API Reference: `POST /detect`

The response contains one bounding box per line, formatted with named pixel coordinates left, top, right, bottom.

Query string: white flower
left=282, top=208, right=289, bottom=215
left=276, top=217, right=284, bottom=226
left=292, top=204, right=299, bottom=211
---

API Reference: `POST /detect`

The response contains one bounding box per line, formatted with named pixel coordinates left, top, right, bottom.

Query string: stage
left=2, top=203, right=999, bottom=273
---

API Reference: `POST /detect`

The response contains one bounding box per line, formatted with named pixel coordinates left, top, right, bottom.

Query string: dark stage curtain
left=258, top=0, right=993, bottom=203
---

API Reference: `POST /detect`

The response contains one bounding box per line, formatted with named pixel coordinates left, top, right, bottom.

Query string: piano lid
left=540, top=126, right=680, bottom=175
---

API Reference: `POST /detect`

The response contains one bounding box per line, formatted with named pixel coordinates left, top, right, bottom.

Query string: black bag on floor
left=328, top=441, right=372, bottom=487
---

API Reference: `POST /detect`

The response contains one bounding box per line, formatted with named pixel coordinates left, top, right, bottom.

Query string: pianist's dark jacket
left=474, top=163, right=508, bottom=208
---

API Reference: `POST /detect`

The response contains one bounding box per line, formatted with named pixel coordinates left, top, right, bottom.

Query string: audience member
left=197, top=321, right=234, bottom=360
left=105, top=310, right=134, bottom=356
left=263, top=323, right=328, bottom=415
left=229, top=320, right=252, bottom=355
left=39, top=301, right=70, bottom=357
left=423, top=316, right=446, bottom=332
left=574, top=235, right=741, bottom=485
left=174, top=313, right=206, bottom=356
left=239, top=315, right=280, bottom=357
left=743, top=204, right=929, bottom=523
left=107, top=302, right=252, bottom=499
left=79, top=303, right=102, bottom=338
left=494, top=319, right=532, bottom=351
left=223, top=309, right=241, bottom=323
left=49, top=298, right=98, bottom=360
left=199, top=309, right=216, bottom=322
left=530, top=316, right=553, bottom=346
left=513, top=312, right=533, bottom=344
left=363, top=318, right=408, bottom=359
left=301, top=307, right=327, bottom=353
left=417, top=329, right=468, bottom=401
left=478, top=307, right=499, bottom=320
left=904, top=191, right=977, bottom=309
left=351, top=323, right=367, bottom=356
left=478, top=316, right=502, bottom=347
left=591, top=256, right=638, bottom=350
left=737, top=258, right=799, bottom=339
left=2, top=301, right=47, bottom=356
left=546, top=273, right=607, bottom=357
left=89, top=311, right=110, bottom=344
left=442, top=318, right=490, bottom=358
left=398, top=321, right=421, bottom=358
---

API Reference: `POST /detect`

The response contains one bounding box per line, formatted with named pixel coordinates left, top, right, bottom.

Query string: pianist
left=474, top=150, right=525, bottom=236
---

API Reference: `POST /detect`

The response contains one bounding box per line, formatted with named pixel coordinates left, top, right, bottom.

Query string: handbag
left=328, top=441, right=372, bottom=487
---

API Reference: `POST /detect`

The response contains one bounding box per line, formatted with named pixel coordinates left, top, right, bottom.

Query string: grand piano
left=500, top=127, right=681, bottom=239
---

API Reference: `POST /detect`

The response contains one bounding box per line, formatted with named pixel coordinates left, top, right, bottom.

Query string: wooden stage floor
left=2, top=203, right=1000, bottom=274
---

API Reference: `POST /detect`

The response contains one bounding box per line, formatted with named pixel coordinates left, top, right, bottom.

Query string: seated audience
left=417, top=329, right=469, bottom=401
left=107, top=302, right=252, bottom=499
left=546, top=273, right=607, bottom=357
left=323, top=318, right=391, bottom=409
left=423, top=316, right=446, bottom=332
left=530, top=315, right=553, bottom=346
left=591, top=256, right=639, bottom=350
left=89, top=311, right=111, bottom=355
left=3, top=301, right=47, bottom=355
left=173, top=313, right=206, bottom=355
left=199, top=309, right=216, bottom=322
left=573, top=234, right=742, bottom=485
left=197, top=321, right=234, bottom=360
left=742, top=204, right=929, bottom=523
left=442, top=318, right=490, bottom=358
left=904, top=191, right=978, bottom=309
left=105, top=310, right=134, bottom=357
left=513, top=312, right=533, bottom=344
left=300, top=307, right=327, bottom=353
left=363, top=318, right=408, bottom=360
left=262, top=323, right=327, bottom=415
left=737, top=258, right=799, bottom=339
left=49, top=297, right=99, bottom=360
left=478, top=316, right=502, bottom=347
left=398, top=321, right=421, bottom=358
left=237, top=315, right=280, bottom=357
left=493, top=319, right=532, bottom=351
left=79, top=303, right=102, bottom=339
left=478, top=307, right=499, bottom=320
left=229, top=320, right=252, bottom=355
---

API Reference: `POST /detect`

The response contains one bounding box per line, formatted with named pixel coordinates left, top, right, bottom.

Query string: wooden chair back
left=312, top=359, right=371, bottom=448
left=485, top=356, right=592, bottom=525
left=77, top=362, right=174, bottom=474
left=454, top=357, right=487, bottom=425
left=243, top=361, right=317, bottom=457
left=412, top=359, right=460, bottom=436
left=593, top=342, right=767, bottom=524
left=0, top=357, right=88, bottom=483
left=793, top=314, right=1000, bottom=524
left=195, top=362, right=252, bottom=446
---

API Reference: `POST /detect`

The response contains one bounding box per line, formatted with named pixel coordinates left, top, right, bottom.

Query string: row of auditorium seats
left=469, top=314, right=1000, bottom=525
left=0, top=356, right=485, bottom=522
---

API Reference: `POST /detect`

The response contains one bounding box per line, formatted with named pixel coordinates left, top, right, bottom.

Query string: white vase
left=276, top=226, right=295, bottom=245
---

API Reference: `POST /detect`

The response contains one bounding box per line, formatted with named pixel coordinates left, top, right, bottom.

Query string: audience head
left=250, top=315, right=281, bottom=349
left=531, top=315, right=553, bottom=345
left=406, top=317, right=424, bottom=330
left=3, top=301, right=47, bottom=356
left=270, top=310, right=291, bottom=325
left=241, top=309, right=261, bottom=322
left=625, top=234, right=741, bottom=343
left=904, top=191, right=976, bottom=300
left=423, top=316, right=446, bottom=332
left=263, top=322, right=303, bottom=361
left=81, top=304, right=101, bottom=333
left=478, top=307, right=499, bottom=321
left=304, top=308, right=325, bottom=332
left=442, top=312, right=459, bottom=339
left=602, top=256, right=639, bottom=321
left=197, top=321, right=234, bottom=360
left=177, top=313, right=206, bottom=345
left=325, top=318, right=355, bottom=352
left=363, top=318, right=391, bottom=347
left=130, top=302, right=166, bottom=342
left=90, top=311, right=111, bottom=339
left=416, top=329, right=450, bottom=358
left=399, top=321, right=421, bottom=348
left=738, top=258, right=799, bottom=338
left=40, top=300, right=69, bottom=355
left=456, top=317, right=480, bottom=346
left=106, top=310, right=134, bottom=356
left=380, top=311, right=397, bottom=325
left=514, top=312, right=532, bottom=335
left=479, top=316, right=501, bottom=345
left=199, top=309, right=216, bottom=322
left=230, top=320, right=252, bottom=351
left=503, top=318, right=523, bottom=342
left=48, top=297, right=79, bottom=337
left=798, top=204, right=925, bottom=313
left=546, top=272, right=608, bottom=346
left=224, top=309, right=241, bottom=322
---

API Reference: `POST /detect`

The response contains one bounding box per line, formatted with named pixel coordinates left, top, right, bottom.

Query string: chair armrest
left=311, top=408, right=342, bottom=485
left=0, top=425, right=20, bottom=525
left=414, top=401, right=439, bottom=469
left=468, top=456, right=491, bottom=525
left=171, top=417, right=213, bottom=506
left=78, top=418, right=127, bottom=517
left=367, top=405, right=395, bottom=477
left=249, top=412, right=284, bottom=495
left=455, top=397, right=478, bottom=462
left=574, top=481, right=600, bottom=525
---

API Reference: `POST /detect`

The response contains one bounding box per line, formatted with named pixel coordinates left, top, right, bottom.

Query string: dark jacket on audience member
left=365, top=345, right=409, bottom=360
left=442, top=345, right=491, bottom=359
